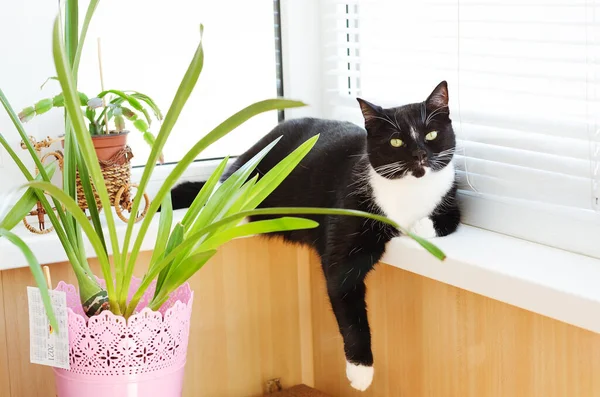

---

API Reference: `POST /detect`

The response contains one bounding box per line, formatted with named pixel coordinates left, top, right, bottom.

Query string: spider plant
left=0, top=1, right=445, bottom=332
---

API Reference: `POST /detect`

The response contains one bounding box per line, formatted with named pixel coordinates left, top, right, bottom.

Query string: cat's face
left=357, top=81, right=456, bottom=179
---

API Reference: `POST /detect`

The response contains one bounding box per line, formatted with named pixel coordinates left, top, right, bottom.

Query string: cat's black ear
left=357, top=98, right=383, bottom=129
left=426, top=81, right=449, bottom=109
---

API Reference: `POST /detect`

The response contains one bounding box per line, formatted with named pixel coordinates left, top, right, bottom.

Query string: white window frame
left=2, top=0, right=600, bottom=336
left=280, top=0, right=600, bottom=260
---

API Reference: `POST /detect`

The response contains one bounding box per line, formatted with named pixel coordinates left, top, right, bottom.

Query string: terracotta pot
left=91, top=131, right=129, bottom=162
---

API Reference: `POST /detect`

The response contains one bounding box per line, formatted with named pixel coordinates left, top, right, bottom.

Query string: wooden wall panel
left=0, top=237, right=308, bottom=397
left=0, top=272, right=12, bottom=397
left=309, top=253, right=600, bottom=397
left=4, top=237, right=600, bottom=397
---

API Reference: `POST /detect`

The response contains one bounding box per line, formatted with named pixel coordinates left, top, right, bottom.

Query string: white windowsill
left=383, top=225, right=600, bottom=335
left=1, top=161, right=599, bottom=335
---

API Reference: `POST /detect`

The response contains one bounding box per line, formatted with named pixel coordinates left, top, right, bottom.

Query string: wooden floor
left=309, top=253, right=600, bottom=397
left=2, top=237, right=600, bottom=396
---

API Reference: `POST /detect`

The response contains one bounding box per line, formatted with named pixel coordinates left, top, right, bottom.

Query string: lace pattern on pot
left=55, top=277, right=193, bottom=376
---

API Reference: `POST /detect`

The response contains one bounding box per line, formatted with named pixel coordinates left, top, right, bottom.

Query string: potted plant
left=18, top=86, right=164, bottom=219
left=19, top=88, right=163, bottom=160
left=0, top=1, right=445, bottom=395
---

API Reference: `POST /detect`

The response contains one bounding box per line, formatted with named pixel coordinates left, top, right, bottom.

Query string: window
left=320, top=0, right=600, bottom=258
left=0, top=0, right=279, bottom=193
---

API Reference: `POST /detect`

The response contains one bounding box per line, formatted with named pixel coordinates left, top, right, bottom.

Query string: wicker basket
left=76, top=145, right=133, bottom=211
left=76, top=132, right=149, bottom=223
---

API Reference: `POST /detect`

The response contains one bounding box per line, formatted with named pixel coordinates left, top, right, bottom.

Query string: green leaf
left=406, top=232, right=447, bottom=261
left=18, top=107, right=35, bottom=122
left=98, top=90, right=152, bottom=126
left=244, top=135, right=319, bottom=211
left=0, top=228, right=58, bottom=331
left=150, top=250, right=217, bottom=309
left=0, top=89, right=83, bottom=273
left=119, top=24, right=206, bottom=305
left=187, top=137, right=281, bottom=239
left=72, top=0, right=100, bottom=75
left=126, top=91, right=163, bottom=120
left=64, top=0, right=79, bottom=69
left=25, top=181, right=119, bottom=311
left=154, top=222, right=184, bottom=298
left=122, top=98, right=307, bottom=307
left=114, top=114, right=125, bottom=131
left=181, top=156, right=230, bottom=229
left=52, top=94, right=65, bottom=107
left=78, top=92, right=89, bottom=106
left=52, top=17, right=123, bottom=306
left=34, top=98, right=54, bottom=115
left=75, top=146, right=106, bottom=255
left=133, top=118, right=149, bottom=133
left=197, top=217, right=319, bottom=252
left=148, top=193, right=173, bottom=274
left=0, top=162, right=58, bottom=231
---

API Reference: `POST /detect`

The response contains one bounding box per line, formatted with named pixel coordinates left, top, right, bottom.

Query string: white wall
left=0, top=0, right=278, bottom=195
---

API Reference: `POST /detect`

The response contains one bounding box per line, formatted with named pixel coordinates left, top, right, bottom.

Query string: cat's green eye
left=425, top=131, right=438, bottom=141
left=390, top=138, right=404, bottom=147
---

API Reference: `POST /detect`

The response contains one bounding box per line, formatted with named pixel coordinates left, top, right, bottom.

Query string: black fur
left=170, top=81, right=460, bottom=372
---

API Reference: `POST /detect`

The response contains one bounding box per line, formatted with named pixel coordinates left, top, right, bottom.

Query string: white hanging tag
left=27, top=287, right=70, bottom=369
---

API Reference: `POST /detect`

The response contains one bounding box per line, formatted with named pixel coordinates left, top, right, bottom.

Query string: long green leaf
left=153, top=223, right=184, bottom=299
left=0, top=162, right=57, bottom=230
left=0, top=91, right=82, bottom=271
left=197, top=217, right=318, bottom=252
left=180, top=156, right=229, bottom=229
left=126, top=205, right=442, bottom=316
left=148, top=250, right=216, bottom=311
left=65, top=0, right=78, bottom=70
left=52, top=16, right=123, bottom=292
left=122, top=99, right=305, bottom=299
left=62, top=116, right=78, bottom=243
left=25, top=181, right=118, bottom=311
left=75, top=146, right=106, bottom=254
left=154, top=207, right=438, bottom=279
left=0, top=89, right=79, bottom=264
left=244, top=135, right=318, bottom=211
left=406, top=232, right=447, bottom=262
left=187, top=137, right=281, bottom=238
left=170, top=140, right=279, bottom=271
left=119, top=24, right=207, bottom=304
left=72, top=0, right=100, bottom=75
left=148, top=193, right=173, bottom=273
left=0, top=228, right=58, bottom=331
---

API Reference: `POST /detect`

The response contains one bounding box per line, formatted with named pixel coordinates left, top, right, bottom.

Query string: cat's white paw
left=410, top=217, right=437, bottom=238
left=346, top=361, right=374, bottom=391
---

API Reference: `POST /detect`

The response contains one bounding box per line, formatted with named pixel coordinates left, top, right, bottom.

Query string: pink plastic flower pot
left=52, top=278, right=193, bottom=397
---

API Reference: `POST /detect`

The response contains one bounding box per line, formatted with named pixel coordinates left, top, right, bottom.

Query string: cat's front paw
left=409, top=217, right=438, bottom=238
left=346, top=361, right=374, bottom=391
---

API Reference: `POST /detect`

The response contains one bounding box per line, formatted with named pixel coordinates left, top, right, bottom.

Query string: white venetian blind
left=323, top=0, right=600, bottom=258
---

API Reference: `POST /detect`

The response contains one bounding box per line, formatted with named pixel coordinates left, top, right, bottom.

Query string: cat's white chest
left=368, top=164, right=455, bottom=229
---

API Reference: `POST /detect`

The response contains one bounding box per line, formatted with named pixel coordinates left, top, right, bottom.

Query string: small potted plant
left=18, top=88, right=163, bottom=220
left=0, top=1, right=445, bottom=395
left=19, top=88, right=162, bottom=160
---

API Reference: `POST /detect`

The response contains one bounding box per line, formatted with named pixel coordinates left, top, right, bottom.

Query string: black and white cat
left=170, top=81, right=460, bottom=391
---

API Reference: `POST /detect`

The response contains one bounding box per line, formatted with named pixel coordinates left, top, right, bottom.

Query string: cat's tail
left=169, top=181, right=206, bottom=210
